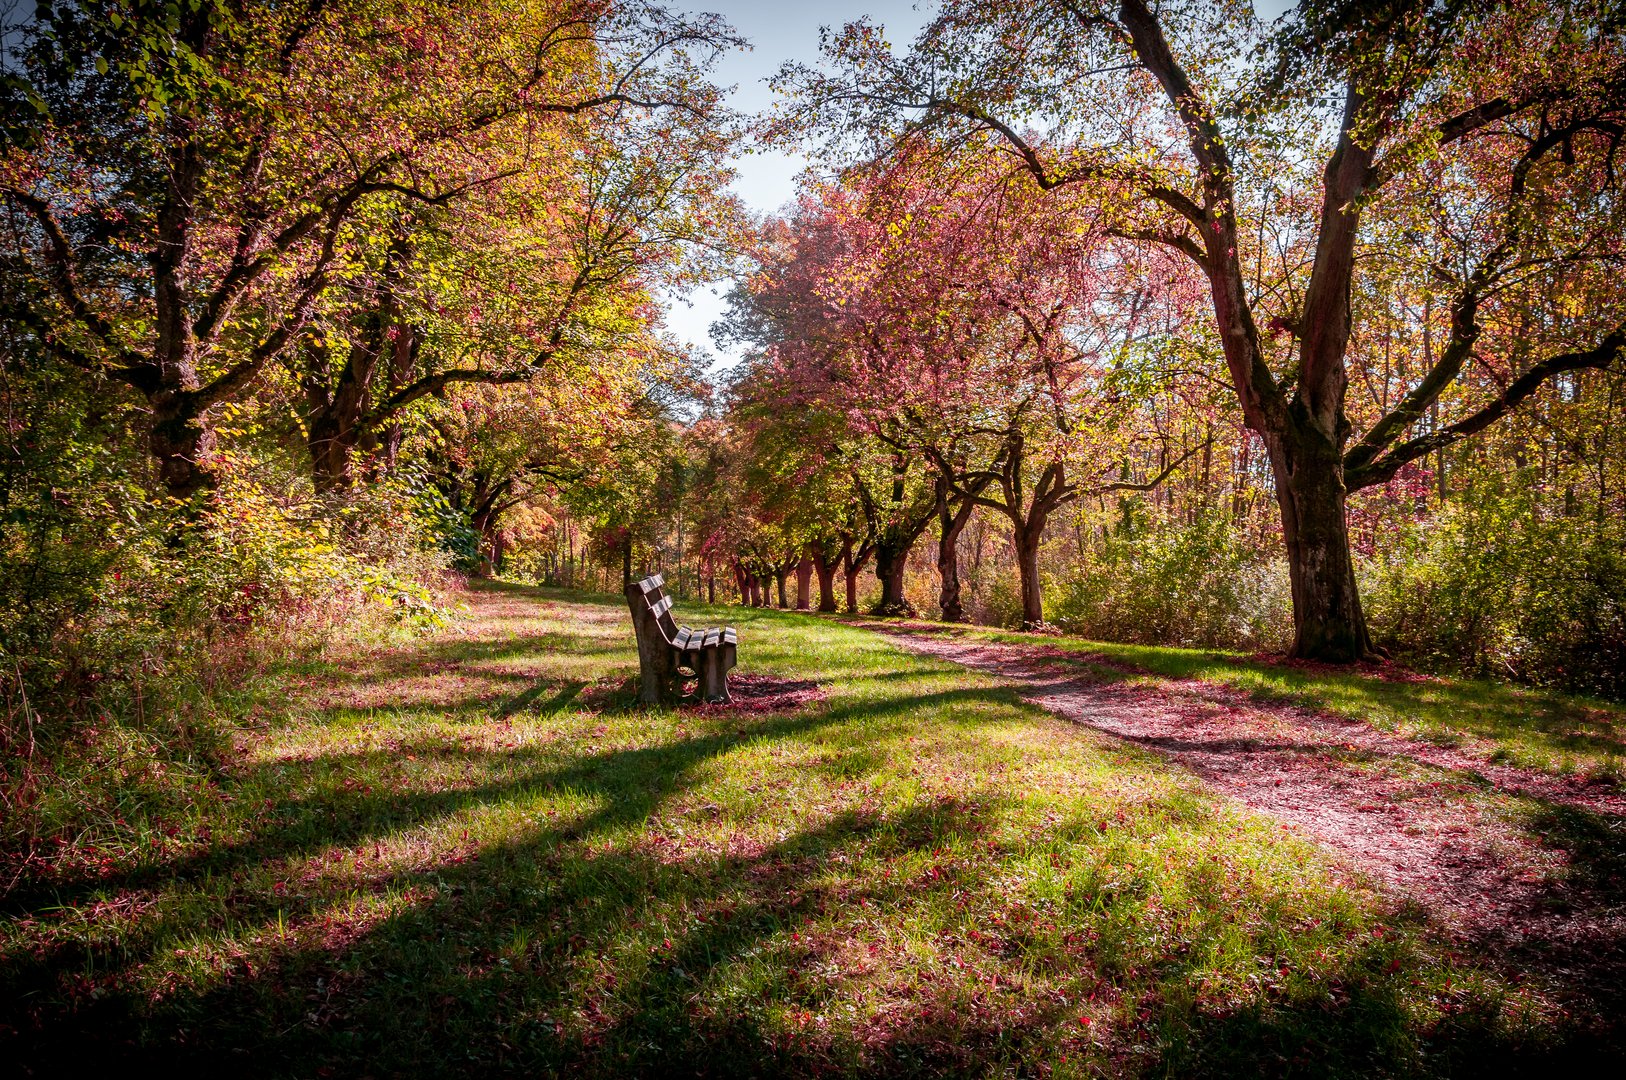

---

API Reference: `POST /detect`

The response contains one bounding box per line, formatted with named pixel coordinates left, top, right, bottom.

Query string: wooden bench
left=624, top=573, right=737, bottom=704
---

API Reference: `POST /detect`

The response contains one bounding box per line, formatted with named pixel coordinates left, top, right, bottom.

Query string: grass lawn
left=2, top=583, right=1615, bottom=1076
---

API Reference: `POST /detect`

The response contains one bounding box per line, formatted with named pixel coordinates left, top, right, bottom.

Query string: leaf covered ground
left=3, top=583, right=1622, bottom=1076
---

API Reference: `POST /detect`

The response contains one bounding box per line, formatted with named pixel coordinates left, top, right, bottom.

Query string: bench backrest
left=632, top=573, right=683, bottom=644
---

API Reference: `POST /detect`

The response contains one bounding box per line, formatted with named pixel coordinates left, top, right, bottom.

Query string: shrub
left=1365, top=477, right=1626, bottom=698
left=1050, top=508, right=1292, bottom=650
left=1, top=445, right=457, bottom=878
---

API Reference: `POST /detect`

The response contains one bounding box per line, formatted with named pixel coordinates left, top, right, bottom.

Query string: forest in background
left=3, top=0, right=1625, bottom=858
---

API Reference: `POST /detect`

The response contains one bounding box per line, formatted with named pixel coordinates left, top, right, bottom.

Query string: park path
left=860, top=622, right=1626, bottom=1002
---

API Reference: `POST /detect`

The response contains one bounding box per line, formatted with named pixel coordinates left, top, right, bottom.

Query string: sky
left=659, top=3, right=1296, bottom=370
left=658, top=3, right=931, bottom=371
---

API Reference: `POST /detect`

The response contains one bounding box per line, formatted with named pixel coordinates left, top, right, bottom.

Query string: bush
left=1050, top=507, right=1292, bottom=650
left=1365, top=477, right=1626, bottom=698
left=1, top=444, right=457, bottom=879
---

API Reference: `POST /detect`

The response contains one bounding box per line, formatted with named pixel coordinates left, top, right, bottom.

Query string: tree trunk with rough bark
left=812, top=544, right=840, bottom=612
left=1013, top=523, right=1044, bottom=630
left=795, top=554, right=813, bottom=610
left=871, top=541, right=914, bottom=616
left=935, top=478, right=978, bottom=623
left=1269, top=431, right=1374, bottom=661
left=150, top=391, right=215, bottom=500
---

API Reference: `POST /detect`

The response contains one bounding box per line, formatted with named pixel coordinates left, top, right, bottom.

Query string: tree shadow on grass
left=7, top=779, right=1026, bottom=1075
left=495, top=679, right=586, bottom=719
left=7, top=628, right=1622, bottom=1076
left=875, top=621, right=1626, bottom=768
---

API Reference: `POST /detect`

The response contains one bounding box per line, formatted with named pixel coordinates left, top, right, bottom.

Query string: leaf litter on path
left=864, top=622, right=1626, bottom=1016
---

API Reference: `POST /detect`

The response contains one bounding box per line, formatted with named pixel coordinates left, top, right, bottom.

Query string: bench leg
left=697, top=649, right=716, bottom=703
left=701, top=648, right=731, bottom=704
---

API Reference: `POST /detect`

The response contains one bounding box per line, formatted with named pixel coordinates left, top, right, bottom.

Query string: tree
left=736, top=147, right=1195, bottom=627
left=789, top=0, right=1626, bottom=660
left=1, top=0, right=741, bottom=499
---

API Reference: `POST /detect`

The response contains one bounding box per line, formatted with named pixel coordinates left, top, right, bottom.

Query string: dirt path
left=863, top=623, right=1626, bottom=1003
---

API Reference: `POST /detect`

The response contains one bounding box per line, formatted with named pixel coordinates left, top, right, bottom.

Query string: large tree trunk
left=1013, top=523, right=1044, bottom=631
left=816, top=562, right=838, bottom=612
left=935, top=479, right=977, bottom=623
left=774, top=569, right=788, bottom=609
left=468, top=473, right=515, bottom=580
left=1268, top=434, right=1374, bottom=661
left=795, top=554, right=813, bottom=610
left=871, top=542, right=913, bottom=616
left=305, top=382, right=367, bottom=493
left=150, top=392, right=215, bottom=500
left=748, top=575, right=764, bottom=608
left=812, top=545, right=839, bottom=612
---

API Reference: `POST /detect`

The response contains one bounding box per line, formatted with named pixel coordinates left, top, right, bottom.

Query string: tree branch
left=1091, top=441, right=1200, bottom=494
left=1347, top=326, right=1626, bottom=491
left=3, top=189, right=146, bottom=369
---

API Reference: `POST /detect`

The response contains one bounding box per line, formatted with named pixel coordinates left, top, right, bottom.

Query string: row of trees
left=5, top=0, right=1623, bottom=706
left=0, top=1, right=744, bottom=685
left=508, top=0, right=1624, bottom=695
left=695, top=0, right=1626, bottom=665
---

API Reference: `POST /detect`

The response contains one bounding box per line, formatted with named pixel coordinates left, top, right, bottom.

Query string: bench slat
left=674, top=628, right=696, bottom=650
left=723, top=627, right=737, bottom=644
left=637, top=573, right=664, bottom=594
left=651, top=594, right=674, bottom=618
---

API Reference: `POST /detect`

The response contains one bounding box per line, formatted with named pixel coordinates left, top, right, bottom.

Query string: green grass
left=1, top=583, right=1613, bottom=1076
left=921, top=625, right=1626, bottom=781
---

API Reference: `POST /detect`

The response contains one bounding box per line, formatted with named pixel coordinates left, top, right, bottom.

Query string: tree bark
left=150, top=391, right=215, bottom=500
left=1269, top=430, right=1373, bottom=661
left=871, top=542, right=914, bottom=616
left=935, top=477, right=978, bottom=623
left=795, top=554, right=813, bottom=610
left=812, top=543, right=840, bottom=612
left=1013, top=523, right=1044, bottom=630
left=774, top=569, right=788, bottom=609
left=837, top=538, right=866, bottom=614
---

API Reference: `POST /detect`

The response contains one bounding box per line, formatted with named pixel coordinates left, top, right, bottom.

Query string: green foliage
left=1366, top=474, right=1626, bottom=698
left=0, top=357, right=150, bottom=672
left=1051, top=507, right=1292, bottom=651
left=965, top=561, right=1026, bottom=630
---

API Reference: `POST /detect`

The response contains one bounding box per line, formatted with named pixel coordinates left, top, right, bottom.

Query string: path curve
left=863, top=622, right=1626, bottom=1007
